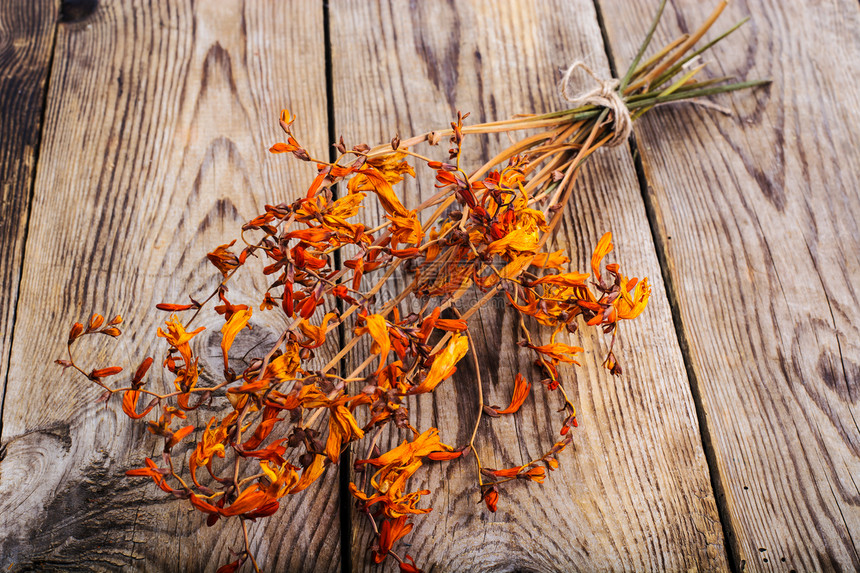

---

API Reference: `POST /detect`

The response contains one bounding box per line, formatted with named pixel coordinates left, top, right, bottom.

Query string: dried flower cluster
left=57, top=2, right=764, bottom=571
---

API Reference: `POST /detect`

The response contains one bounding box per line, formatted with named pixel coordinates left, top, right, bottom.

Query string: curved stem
left=456, top=308, right=484, bottom=487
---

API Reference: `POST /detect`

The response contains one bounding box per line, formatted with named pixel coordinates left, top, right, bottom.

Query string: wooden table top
left=1, top=1, right=857, bottom=571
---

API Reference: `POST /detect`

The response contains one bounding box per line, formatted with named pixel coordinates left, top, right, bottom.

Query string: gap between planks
left=590, top=0, right=741, bottom=570
left=321, top=1, right=355, bottom=571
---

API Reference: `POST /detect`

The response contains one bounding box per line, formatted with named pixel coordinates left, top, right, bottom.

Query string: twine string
left=559, top=61, right=632, bottom=148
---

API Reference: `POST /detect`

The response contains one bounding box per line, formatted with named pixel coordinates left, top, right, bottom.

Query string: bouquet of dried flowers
left=57, top=2, right=765, bottom=571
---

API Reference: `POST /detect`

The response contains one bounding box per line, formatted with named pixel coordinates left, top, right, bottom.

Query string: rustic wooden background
left=0, top=0, right=857, bottom=571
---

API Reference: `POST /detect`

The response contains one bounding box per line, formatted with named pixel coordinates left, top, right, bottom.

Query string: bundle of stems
left=59, top=2, right=766, bottom=571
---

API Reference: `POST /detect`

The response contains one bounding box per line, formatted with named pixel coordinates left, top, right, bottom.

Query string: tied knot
left=559, top=61, right=632, bottom=148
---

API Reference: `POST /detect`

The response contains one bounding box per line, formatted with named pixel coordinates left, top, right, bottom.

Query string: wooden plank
left=598, top=0, right=860, bottom=570
left=0, top=1, right=340, bottom=571
left=0, top=1, right=58, bottom=422
left=331, top=0, right=727, bottom=570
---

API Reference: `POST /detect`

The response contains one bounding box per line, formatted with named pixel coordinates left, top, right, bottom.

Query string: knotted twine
left=559, top=61, right=632, bottom=148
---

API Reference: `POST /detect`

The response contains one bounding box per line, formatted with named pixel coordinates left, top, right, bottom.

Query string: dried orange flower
left=55, top=3, right=766, bottom=570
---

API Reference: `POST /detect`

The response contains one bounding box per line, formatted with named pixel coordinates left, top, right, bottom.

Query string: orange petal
left=482, top=487, right=499, bottom=512
left=91, top=366, right=122, bottom=378
left=220, top=308, right=252, bottom=371
left=68, top=322, right=84, bottom=343
left=426, top=450, right=462, bottom=461
left=496, top=374, right=532, bottom=415
left=498, top=254, right=535, bottom=281
left=290, top=454, right=327, bottom=494
left=408, top=334, right=468, bottom=395
left=189, top=494, right=221, bottom=515
left=532, top=272, right=590, bottom=288
left=220, top=485, right=269, bottom=517
left=489, top=466, right=523, bottom=478
left=349, top=166, right=409, bottom=217
left=157, top=316, right=205, bottom=348
left=298, top=312, right=338, bottom=349
left=132, top=357, right=154, bottom=385
left=269, top=141, right=298, bottom=153
left=486, top=228, right=539, bottom=256
left=359, top=314, right=391, bottom=371
left=434, top=319, right=467, bottom=332
left=156, top=303, right=195, bottom=311
left=242, top=406, right=282, bottom=450
left=531, top=250, right=570, bottom=270
left=216, top=560, right=242, bottom=573
left=325, top=414, right=345, bottom=463
left=88, top=314, right=104, bottom=330
left=526, top=343, right=583, bottom=364
left=167, top=424, right=195, bottom=449
left=122, top=390, right=156, bottom=419
left=524, top=466, right=546, bottom=483
left=590, top=232, right=613, bottom=280
left=207, top=240, right=241, bottom=276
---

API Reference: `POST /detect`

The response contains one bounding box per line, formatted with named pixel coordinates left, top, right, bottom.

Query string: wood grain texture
left=0, top=0, right=58, bottom=425
left=598, top=0, right=860, bottom=570
left=331, top=0, right=726, bottom=570
left=0, top=1, right=340, bottom=571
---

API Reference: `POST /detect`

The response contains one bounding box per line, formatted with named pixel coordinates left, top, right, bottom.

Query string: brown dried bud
left=427, top=131, right=442, bottom=146
left=391, top=132, right=401, bottom=150
left=560, top=413, right=578, bottom=435
left=482, top=405, right=500, bottom=418
left=334, top=136, right=347, bottom=154
left=288, top=429, right=306, bottom=448
left=299, top=452, right=315, bottom=468
left=96, top=390, right=111, bottom=403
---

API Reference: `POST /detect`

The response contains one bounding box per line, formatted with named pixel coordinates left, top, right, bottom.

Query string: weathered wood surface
left=0, top=1, right=340, bottom=571
left=0, top=0, right=58, bottom=426
left=599, top=0, right=860, bottom=570
left=332, top=0, right=725, bottom=571
left=4, top=0, right=860, bottom=571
